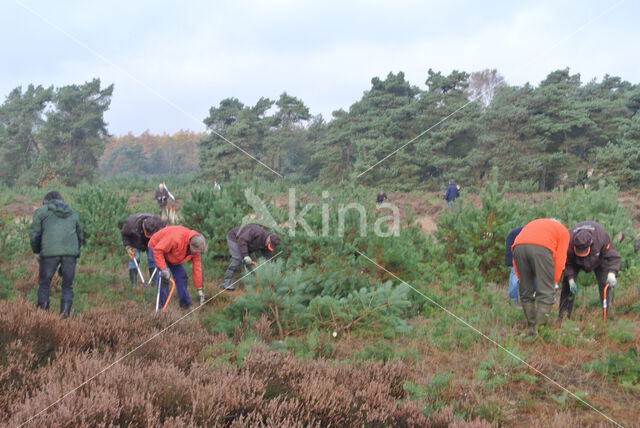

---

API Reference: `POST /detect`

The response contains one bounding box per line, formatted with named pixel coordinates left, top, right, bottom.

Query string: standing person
left=148, top=226, right=207, bottom=309
left=222, top=224, right=280, bottom=291
left=376, top=191, right=388, bottom=206
left=558, top=221, right=621, bottom=322
left=512, top=218, right=570, bottom=335
left=155, top=183, right=170, bottom=216
left=120, top=213, right=166, bottom=287
left=505, top=226, right=524, bottom=305
left=28, top=191, right=83, bottom=318
left=444, top=180, right=459, bottom=208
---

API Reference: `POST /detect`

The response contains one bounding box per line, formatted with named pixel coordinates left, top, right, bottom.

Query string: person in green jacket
left=29, top=191, right=83, bottom=318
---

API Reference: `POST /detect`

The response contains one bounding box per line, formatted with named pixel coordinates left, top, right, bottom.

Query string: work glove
left=198, top=289, right=205, bottom=305
left=243, top=256, right=254, bottom=267
left=125, top=246, right=136, bottom=258
left=568, top=278, right=578, bottom=295
left=607, top=272, right=617, bottom=287
left=160, top=269, right=171, bottom=279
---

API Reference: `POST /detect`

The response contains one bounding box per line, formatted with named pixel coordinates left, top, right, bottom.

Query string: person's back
left=30, top=198, right=81, bottom=257
left=29, top=191, right=82, bottom=318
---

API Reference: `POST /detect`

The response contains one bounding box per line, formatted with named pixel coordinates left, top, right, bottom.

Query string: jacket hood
left=47, top=199, right=72, bottom=218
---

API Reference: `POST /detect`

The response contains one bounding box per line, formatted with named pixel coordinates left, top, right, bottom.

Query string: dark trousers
left=223, top=238, right=243, bottom=287
left=513, top=244, right=555, bottom=305
left=38, top=256, right=77, bottom=307
left=559, top=268, right=613, bottom=318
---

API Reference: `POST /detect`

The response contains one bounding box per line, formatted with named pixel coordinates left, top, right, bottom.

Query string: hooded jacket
left=227, top=225, right=275, bottom=259
left=121, top=213, right=166, bottom=251
left=29, top=199, right=83, bottom=257
left=564, top=221, right=621, bottom=279
left=148, top=226, right=202, bottom=288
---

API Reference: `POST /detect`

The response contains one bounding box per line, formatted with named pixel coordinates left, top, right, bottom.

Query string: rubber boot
left=129, top=269, right=138, bottom=288
left=521, top=301, right=537, bottom=336
left=535, top=303, right=553, bottom=327
left=37, top=300, right=50, bottom=311
left=60, top=301, right=72, bottom=319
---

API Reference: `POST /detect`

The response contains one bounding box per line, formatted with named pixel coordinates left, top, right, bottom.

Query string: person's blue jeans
left=508, top=267, right=520, bottom=303
left=156, top=262, right=191, bottom=309
left=129, top=249, right=156, bottom=270
left=38, top=256, right=77, bottom=308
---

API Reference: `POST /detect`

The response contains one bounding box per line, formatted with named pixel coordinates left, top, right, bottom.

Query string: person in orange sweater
left=512, top=218, right=570, bottom=334
left=148, top=225, right=207, bottom=309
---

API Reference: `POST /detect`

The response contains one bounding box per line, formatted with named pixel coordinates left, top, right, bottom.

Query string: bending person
left=512, top=218, right=569, bottom=335
left=559, top=221, right=621, bottom=322
left=148, top=226, right=207, bottom=309
left=222, top=224, right=280, bottom=291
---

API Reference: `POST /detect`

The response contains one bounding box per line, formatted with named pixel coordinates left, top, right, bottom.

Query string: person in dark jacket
left=222, top=224, right=280, bottom=291
left=121, top=213, right=166, bottom=287
left=28, top=191, right=83, bottom=318
left=558, top=221, right=621, bottom=322
left=444, top=181, right=460, bottom=208
left=376, top=191, right=388, bottom=206
left=505, top=226, right=524, bottom=304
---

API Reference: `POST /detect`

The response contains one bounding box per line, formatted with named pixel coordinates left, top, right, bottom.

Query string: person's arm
left=29, top=210, right=43, bottom=253
left=600, top=242, right=621, bottom=274
left=191, top=254, right=203, bottom=288
left=76, top=215, right=83, bottom=249
left=150, top=240, right=169, bottom=271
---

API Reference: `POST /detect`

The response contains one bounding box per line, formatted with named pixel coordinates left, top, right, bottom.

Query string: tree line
left=200, top=68, right=640, bottom=190
left=1, top=68, right=638, bottom=190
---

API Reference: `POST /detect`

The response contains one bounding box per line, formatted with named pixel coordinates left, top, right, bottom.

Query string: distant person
left=512, top=218, right=570, bottom=335
left=558, top=221, right=621, bottom=322
left=120, top=213, right=166, bottom=287
left=155, top=183, right=170, bottom=214
left=505, top=226, right=524, bottom=305
left=214, top=180, right=221, bottom=192
left=376, top=191, right=388, bottom=206
left=444, top=180, right=460, bottom=208
left=28, top=191, right=83, bottom=318
left=148, top=226, right=207, bottom=309
left=222, top=224, right=280, bottom=291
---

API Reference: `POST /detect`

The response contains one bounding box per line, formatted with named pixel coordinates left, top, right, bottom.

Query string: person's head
left=266, top=233, right=280, bottom=252
left=573, top=229, right=593, bottom=257
left=142, top=216, right=166, bottom=237
left=158, top=183, right=164, bottom=190
left=43, top=191, right=63, bottom=204
left=189, top=234, right=208, bottom=255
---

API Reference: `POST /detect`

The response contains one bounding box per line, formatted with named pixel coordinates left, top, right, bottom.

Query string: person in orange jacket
left=512, top=218, right=570, bottom=335
left=148, top=225, right=207, bottom=309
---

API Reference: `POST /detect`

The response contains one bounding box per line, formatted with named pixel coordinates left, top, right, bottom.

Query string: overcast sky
left=1, top=0, right=637, bottom=136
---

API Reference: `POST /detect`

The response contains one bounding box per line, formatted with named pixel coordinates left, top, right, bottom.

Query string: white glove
left=568, top=278, right=577, bottom=295
left=607, top=272, right=617, bottom=287
left=243, top=256, right=254, bottom=267
left=198, top=289, right=205, bottom=304
left=160, top=269, right=171, bottom=279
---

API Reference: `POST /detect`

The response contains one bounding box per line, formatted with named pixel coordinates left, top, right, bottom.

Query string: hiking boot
left=220, top=281, right=236, bottom=291
left=521, top=301, right=536, bottom=326
left=60, top=301, right=72, bottom=319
